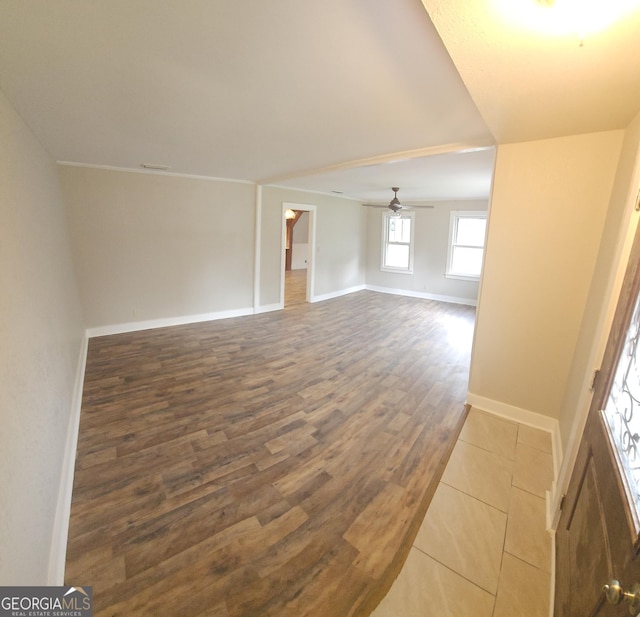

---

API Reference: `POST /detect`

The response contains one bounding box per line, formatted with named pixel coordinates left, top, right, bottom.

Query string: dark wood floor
left=65, top=291, right=475, bottom=617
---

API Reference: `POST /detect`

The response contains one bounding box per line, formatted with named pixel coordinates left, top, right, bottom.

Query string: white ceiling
left=422, top=0, right=640, bottom=145
left=276, top=147, right=496, bottom=203
left=0, top=0, right=638, bottom=204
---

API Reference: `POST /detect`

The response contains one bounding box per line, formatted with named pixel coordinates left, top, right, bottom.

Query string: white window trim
left=381, top=210, right=415, bottom=274
left=446, top=210, right=487, bottom=281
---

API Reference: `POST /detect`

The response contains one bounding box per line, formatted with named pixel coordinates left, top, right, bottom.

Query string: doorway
left=554, top=215, right=640, bottom=616
left=281, top=202, right=315, bottom=307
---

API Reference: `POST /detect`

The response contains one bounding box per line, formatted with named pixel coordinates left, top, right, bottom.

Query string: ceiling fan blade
left=363, top=188, right=434, bottom=210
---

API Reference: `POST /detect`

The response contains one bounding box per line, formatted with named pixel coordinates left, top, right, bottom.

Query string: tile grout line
left=410, top=542, right=499, bottom=600
left=439, top=478, right=511, bottom=514
left=373, top=414, right=554, bottom=617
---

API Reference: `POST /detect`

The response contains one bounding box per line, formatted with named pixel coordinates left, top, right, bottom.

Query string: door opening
left=555, top=216, right=640, bottom=616
left=282, top=203, right=315, bottom=307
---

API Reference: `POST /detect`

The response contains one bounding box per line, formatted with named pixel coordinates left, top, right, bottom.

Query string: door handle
left=603, top=580, right=640, bottom=615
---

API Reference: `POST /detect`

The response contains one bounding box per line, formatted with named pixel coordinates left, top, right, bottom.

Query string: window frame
left=446, top=210, right=487, bottom=281
left=380, top=210, right=415, bottom=274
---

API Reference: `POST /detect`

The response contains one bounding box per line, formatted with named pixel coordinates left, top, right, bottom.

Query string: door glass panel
left=603, top=289, right=640, bottom=530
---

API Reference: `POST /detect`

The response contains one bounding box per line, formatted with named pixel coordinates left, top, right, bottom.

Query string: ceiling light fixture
left=499, top=0, right=640, bottom=39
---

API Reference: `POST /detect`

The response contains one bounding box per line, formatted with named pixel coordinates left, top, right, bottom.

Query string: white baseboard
left=255, top=302, right=282, bottom=314
left=365, top=284, right=477, bottom=307
left=48, top=334, right=88, bottom=585
left=465, top=393, right=563, bottom=484
left=85, top=287, right=473, bottom=337
left=86, top=307, right=255, bottom=338
left=310, top=284, right=366, bottom=303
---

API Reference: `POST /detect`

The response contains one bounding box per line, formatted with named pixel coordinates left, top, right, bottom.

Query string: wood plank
left=66, top=291, right=474, bottom=616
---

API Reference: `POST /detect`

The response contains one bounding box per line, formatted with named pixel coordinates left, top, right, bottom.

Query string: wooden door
left=555, top=220, right=640, bottom=616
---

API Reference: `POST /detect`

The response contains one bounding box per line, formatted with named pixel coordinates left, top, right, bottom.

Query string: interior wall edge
left=86, top=307, right=255, bottom=338
left=549, top=117, right=640, bottom=534
left=311, top=284, right=367, bottom=303
left=56, top=160, right=255, bottom=186
left=47, top=333, right=89, bottom=585
left=465, top=392, right=562, bottom=480
left=253, top=184, right=263, bottom=311
left=255, top=302, right=283, bottom=314
left=365, top=283, right=477, bottom=307
left=83, top=285, right=475, bottom=336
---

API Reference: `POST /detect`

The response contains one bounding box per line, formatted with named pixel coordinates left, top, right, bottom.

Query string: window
left=447, top=211, right=487, bottom=280
left=381, top=211, right=414, bottom=273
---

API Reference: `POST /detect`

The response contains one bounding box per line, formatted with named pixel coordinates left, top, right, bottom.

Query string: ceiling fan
left=363, top=187, right=434, bottom=213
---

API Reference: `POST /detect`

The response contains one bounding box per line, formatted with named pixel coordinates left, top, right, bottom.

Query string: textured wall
left=60, top=166, right=256, bottom=329
left=0, top=90, right=85, bottom=584
left=470, top=131, right=623, bottom=420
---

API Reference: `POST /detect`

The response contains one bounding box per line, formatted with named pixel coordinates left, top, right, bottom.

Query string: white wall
left=313, top=194, right=367, bottom=298
left=291, top=244, right=309, bottom=270
left=0, top=91, right=85, bottom=584
left=293, top=210, right=309, bottom=243
left=549, top=111, right=640, bottom=506
left=292, top=211, right=309, bottom=270
left=558, top=114, right=640, bottom=445
left=59, top=166, right=256, bottom=329
left=260, top=187, right=367, bottom=306
left=365, top=200, right=486, bottom=304
left=469, top=131, right=624, bottom=421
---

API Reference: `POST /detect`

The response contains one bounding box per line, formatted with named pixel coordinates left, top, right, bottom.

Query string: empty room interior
left=2, top=1, right=640, bottom=616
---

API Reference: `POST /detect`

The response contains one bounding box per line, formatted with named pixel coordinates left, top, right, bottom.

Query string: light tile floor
left=372, top=408, right=553, bottom=617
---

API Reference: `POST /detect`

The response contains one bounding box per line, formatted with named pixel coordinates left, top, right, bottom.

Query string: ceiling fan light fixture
left=388, top=187, right=403, bottom=212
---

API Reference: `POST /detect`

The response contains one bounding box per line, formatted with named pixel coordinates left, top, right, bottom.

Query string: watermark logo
left=0, top=586, right=92, bottom=616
